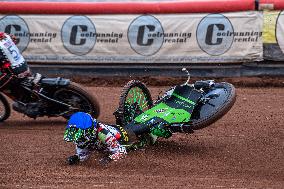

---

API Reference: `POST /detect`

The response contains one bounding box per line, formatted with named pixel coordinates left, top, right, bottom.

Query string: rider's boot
left=125, top=130, right=158, bottom=150
left=129, top=133, right=158, bottom=150
left=12, top=101, right=26, bottom=114
left=12, top=101, right=42, bottom=118
left=148, top=133, right=158, bottom=144
left=169, top=124, right=194, bottom=134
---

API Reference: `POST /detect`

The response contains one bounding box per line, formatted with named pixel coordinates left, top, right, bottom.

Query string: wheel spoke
left=124, top=87, right=151, bottom=124
left=116, top=80, right=153, bottom=126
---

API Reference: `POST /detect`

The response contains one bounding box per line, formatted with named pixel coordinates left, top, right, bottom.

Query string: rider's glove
left=99, top=156, right=112, bottom=166
left=32, top=73, right=42, bottom=85
left=67, top=155, right=80, bottom=165
left=25, top=72, right=42, bottom=86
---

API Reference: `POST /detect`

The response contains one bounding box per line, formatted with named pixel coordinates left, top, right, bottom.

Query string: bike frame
left=133, top=84, right=203, bottom=127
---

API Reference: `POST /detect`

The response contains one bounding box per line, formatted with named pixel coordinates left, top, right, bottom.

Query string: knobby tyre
left=0, top=93, right=11, bottom=122
left=53, top=82, right=100, bottom=119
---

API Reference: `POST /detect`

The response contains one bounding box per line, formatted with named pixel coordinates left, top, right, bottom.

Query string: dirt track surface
left=0, top=85, right=283, bottom=188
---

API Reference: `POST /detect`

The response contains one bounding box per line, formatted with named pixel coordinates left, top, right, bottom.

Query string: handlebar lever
left=182, top=68, right=191, bottom=85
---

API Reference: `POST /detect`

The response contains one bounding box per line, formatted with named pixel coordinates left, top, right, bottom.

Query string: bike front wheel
left=115, top=80, right=153, bottom=127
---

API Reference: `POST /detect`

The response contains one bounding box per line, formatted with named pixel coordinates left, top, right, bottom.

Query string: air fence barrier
left=0, top=0, right=284, bottom=77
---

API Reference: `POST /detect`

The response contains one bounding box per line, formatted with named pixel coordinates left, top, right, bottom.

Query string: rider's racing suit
left=0, top=32, right=30, bottom=90
left=74, top=122, right=128, bottom=163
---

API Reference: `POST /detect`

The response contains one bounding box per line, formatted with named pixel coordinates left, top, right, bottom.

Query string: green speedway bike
left=114, top=68, right=236, bottom=139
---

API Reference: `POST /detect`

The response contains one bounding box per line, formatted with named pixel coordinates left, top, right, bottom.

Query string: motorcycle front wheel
left=53, top=82, right=100, bottom=119
left=115, top=80, right=153, bottom=127
left=190, top=82, right=236, bottom=130
left=0, top=93, right=11, bottom=122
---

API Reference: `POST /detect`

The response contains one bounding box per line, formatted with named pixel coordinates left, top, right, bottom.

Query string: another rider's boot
left=12, top=101, right=26, bottom=114
left=12, top=101, right=42, bottom=118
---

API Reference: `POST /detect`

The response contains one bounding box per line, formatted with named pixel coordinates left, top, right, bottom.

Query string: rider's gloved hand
left=25, top=73, right=42, bottom=85
left=32, top=73, right=42, bottom=85
left=67, top=155, right=80, bottom=165
left=99, top=156, right=112, bottom=166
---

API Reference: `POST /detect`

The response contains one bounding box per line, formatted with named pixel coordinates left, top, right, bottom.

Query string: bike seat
left=194, top=80, right=215, bottom=90
left=40, top=77, right=70, bottom=86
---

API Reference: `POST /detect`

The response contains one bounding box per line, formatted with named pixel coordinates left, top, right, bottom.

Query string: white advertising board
left=0, top=11, right=263, bottom=63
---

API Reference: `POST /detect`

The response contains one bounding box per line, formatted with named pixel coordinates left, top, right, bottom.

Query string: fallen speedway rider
left=63, top=112, right=159, bottom=166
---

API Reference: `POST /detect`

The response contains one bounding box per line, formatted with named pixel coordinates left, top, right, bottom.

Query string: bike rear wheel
left=53, top=82, right=100, bottom=119
left=115, top=80, right=153, bottom=126
left=190, top=82, right=236, bottom=130
left=0, top=93, right=11, bottom=122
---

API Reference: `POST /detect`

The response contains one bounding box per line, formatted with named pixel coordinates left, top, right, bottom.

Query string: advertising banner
left=0, top=11, right=263, bottom=64
left=263, top=10, right=284, bottom=61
